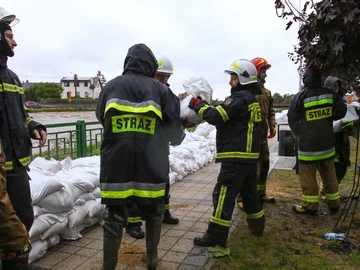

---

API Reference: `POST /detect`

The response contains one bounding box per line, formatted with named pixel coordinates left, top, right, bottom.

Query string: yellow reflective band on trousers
left=104, top=98, right=162, bottom=119
left=210, top=185, right=231, bottom=227
left=111, top=114, right=156, bottom=135
left=302, top=194, right=319, bottom=203
left=128, top=216, right=142, bottom=223
left=215, top=106, right=229, bottom=122
left=257, top=184, right=266, bottom=192
left=217, top=151, right=259, bottom=160
left=0, top=83, right=24, bottom=94
left=298, top=149, right=335, bottom=161
left=198, top=104, right=210, bottom=118
left=245, top=209, right=264, bottom=219
left=305, top=106, right=332, bottom=121
left=325, top=192, right=340, bottom=201
left=5, top=156, right=31, bottom=171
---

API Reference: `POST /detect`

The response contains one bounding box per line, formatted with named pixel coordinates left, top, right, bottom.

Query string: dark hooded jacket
left=96, top=43, right=185, bottom=205
left=287, top=67, right=347, bottom=162
left=193, top=83, right=261, bottom=163
left=0, top=24, right=46, bottom=174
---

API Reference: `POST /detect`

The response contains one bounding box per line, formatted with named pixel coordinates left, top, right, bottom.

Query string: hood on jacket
left=123, top=43, right=158, bottom=78
left=324, top=76, right=346, bottom=97
left=303, top=66, right=322, bottom=88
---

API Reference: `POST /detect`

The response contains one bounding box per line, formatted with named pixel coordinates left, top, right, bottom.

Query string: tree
left=27, top=83, right=64, bottom=99
left=24, top=88, right=38, bottom=101
left=275, top=0, right=360, bottom=87
left=272, top=92, right=284, bottom=104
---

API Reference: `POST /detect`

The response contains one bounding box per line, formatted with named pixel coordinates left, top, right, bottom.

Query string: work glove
left=341, top=120, right=355, bottom=131
left=189, top=97, right=201, bottom=109
left=267, top=126, right=276, bottom=139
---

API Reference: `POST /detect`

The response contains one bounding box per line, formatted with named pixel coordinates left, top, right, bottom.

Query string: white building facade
left=60, top=76, right=102, bottom=99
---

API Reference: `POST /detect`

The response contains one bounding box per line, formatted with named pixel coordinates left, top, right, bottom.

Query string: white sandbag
left=80, top=216, right=99, bottom=228
left=91, top=187, right=101, bottom=198
left=333, top=102, right=359, bottom=133
left=88, top=198, right=105, bottom=218
left=38, top=184, right=74, bottom=213
left=76, top=192, right=96, bottom=204
left=33, top=205, right=44, bottom=218
left=40, top=217, right=68, bottom=240
left=68, top=167, right=100, bottom=186
left=194, top=122, right=215, bottom=137
left=169, top=171, right=178, bottom=185
left=180, top=95, right=202, bottom=124
left=29, top=212, right=70, bottom=238
left=68, top=200, right=96, bottom=228
left=28, top=239, right=48, bottom=264
left=61, top=178, right=96, bottom=202
left=70, top=156, right=100, bottom=168
left=29, top=167, right=65, bottom=205
left=182, top=77, right=213, bottom=103
left=59, top=226, right=83, bottom=240
left=29, top=157, right=62, bottom=173
left=59, top=156, right=73, bottom=171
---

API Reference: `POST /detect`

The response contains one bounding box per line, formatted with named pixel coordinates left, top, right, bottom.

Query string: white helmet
left=224, top=59, right=258, bottom=85
left=155, top=54, right=174, bottom=75
left=0, top=7, right=19, bottom=26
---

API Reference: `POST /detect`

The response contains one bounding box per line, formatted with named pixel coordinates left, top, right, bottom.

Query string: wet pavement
left=31, top=136, right=296, bottom=270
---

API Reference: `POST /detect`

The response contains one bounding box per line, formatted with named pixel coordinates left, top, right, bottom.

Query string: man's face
left=259, top=69, right=267, bottom=82
left=154, top=72, right=171, bottom=84
left=229, top=74, right=239, bottom=88
left=4, top=30, right=17, bottom=52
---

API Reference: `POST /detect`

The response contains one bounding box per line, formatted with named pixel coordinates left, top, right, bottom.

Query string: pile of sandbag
left=27, top=122, right=217, bottom=263
left=28, top=156, right=104, bottom=263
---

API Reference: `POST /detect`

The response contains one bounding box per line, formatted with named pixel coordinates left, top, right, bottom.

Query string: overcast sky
left=2, top=0, right=303, bottom=99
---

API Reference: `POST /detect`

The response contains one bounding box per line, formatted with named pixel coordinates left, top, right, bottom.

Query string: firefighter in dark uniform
left=96, top=43, right=185, bottom=270
left=288, top=66, right=347, bottom=214
left=324, top=76, right=350, bottom=183
left=125, top=54, right=180, bottom=240
left=190, top=59, right=265, bottom=247
left=0, top=10, right=47, bottom=233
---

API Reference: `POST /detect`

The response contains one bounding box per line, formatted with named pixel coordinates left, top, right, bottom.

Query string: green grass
left=212, top=137, right=360, bottom=270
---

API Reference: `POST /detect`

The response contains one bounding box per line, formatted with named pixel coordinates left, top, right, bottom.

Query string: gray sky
left=3, top=0, right=302, bottom=99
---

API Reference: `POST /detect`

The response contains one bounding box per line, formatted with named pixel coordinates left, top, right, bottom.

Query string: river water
left=31, top=111, right=98, bottom=125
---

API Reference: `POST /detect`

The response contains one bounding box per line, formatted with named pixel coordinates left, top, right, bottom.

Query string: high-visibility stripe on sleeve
left=215, top=106, right=229, bottom=122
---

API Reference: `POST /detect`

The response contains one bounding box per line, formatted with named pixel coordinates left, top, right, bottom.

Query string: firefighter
left=96, top=43, right=185, bottom=270
left=237, top=57, right=276, bottom=209
left=0, top=7, right=47, bottom=233
left=324, top=76, right=350, bottom=183
left=288, top=66, right=347, bottom=214
left=191, top=59, right=265, bottom=247
left=125, top=54, right=181, bottom=240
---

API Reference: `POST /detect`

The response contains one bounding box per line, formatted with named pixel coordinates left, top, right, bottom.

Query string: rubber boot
left=145, top=216, right=162, bottom=270
left=163, top=209, right=179, bottom=224
left=102, top=236, right=122, bottom=270
left=246, top=216, right=265, bottom=236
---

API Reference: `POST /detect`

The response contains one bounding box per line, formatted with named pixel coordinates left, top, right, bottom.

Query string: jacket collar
left=0, top=54, right=8, bottom=68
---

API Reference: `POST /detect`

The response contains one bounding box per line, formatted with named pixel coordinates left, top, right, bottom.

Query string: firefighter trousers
left=207, top=162, right=265, bottom=245
left=127, top=175, right=171, bottom=228
left=6, top=172, right=34, bottom=232
left=257, top=138, right=270, bottom=196
left=103, top=199, right=164, bottom=270
left=299, top=158, right=340, bottom=211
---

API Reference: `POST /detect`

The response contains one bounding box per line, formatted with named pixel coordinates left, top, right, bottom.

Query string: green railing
left=31, top=121, right=103, bottom=161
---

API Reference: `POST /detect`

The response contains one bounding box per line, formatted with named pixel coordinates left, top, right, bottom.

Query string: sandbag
left=182, top=77, right=213, bottom=103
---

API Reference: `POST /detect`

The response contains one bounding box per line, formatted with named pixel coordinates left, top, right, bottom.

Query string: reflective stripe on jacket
left=194, top=89, right=261, bottom=163
left=0, top=55, right=46, bottom=173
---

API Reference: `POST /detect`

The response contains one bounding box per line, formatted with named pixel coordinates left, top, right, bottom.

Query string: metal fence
left=31, top=121, right=103, bottom=161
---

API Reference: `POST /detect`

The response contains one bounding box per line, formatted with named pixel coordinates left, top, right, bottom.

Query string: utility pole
left=74, top=73, right=78, bottom=105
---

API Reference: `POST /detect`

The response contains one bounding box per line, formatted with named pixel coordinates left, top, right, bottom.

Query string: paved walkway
left=31, top=137, right=296, bottom=270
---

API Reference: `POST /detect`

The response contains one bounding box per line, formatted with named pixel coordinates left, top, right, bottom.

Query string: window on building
left=75, top=81, right=80, bottom=87
left=64, top=82, right=70, bottom=87
left=85, top=92, right=89, bottom=98
left=84, top=81, right=88, bottom=87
